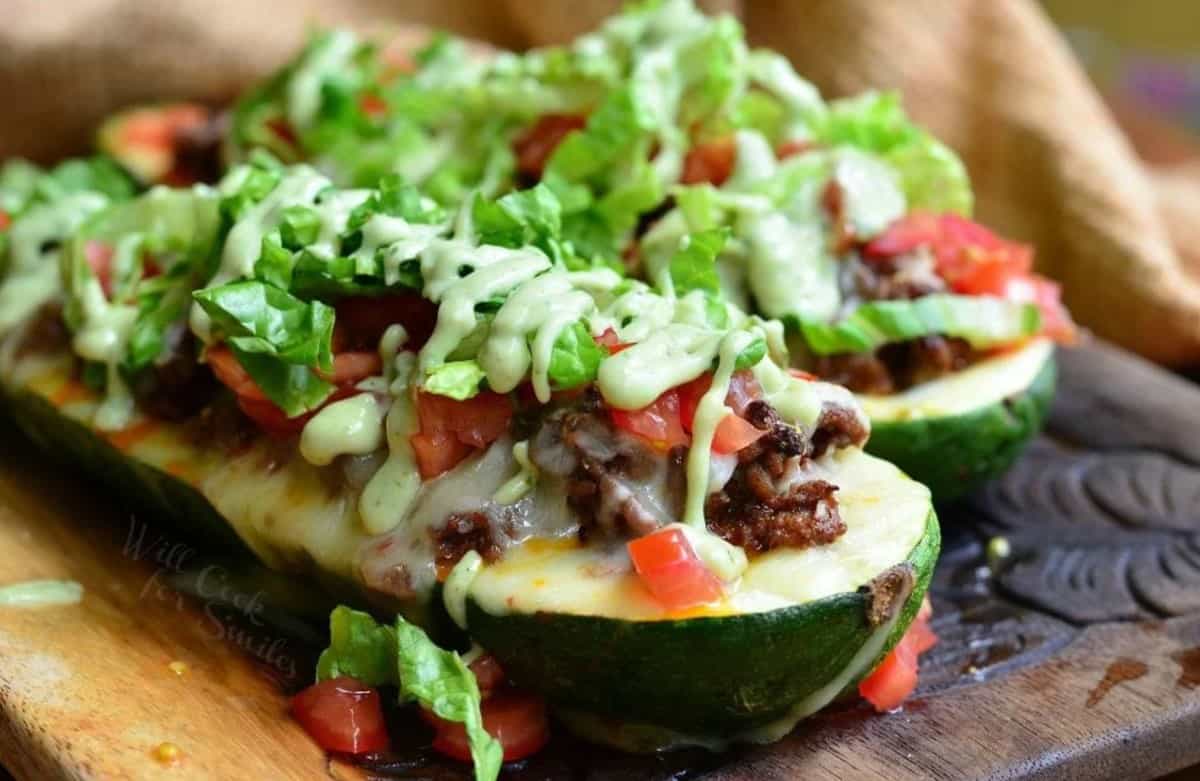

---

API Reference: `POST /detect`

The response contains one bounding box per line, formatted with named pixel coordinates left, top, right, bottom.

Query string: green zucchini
left=858, top=338, right=1056, bottom=502
left=462, top=448, right=939, bottom=748
left=1, top=336, right=939, bottom=748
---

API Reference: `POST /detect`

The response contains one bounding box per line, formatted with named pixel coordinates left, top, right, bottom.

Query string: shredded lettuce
left=548, top=321, right=607, bottom=391
left=668, top=227, right=727, bottom=296
left=814, top=92, right=972, bottom=215
left=193, top=281, right=336, bottom=415
left=799, top=294, right=1041, bottom=356
left=317, top=606, right=502, bottom=781
left=472, top=184, right=566, bottom=262
left=425, top=360, right=487, bottom=400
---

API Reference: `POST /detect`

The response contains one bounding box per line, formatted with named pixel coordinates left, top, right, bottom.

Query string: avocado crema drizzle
left=56, top=157, right=835, bottom=552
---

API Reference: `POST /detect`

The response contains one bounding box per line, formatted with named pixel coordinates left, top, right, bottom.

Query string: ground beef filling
left=815, top=335, right=975, bottom=394
left=432, top=511, right=503, bottom=572
left=704, top=400, right=866, bottom=554
left=530, top=390, right=678, bottom=541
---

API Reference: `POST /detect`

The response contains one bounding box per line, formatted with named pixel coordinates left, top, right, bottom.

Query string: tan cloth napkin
left=3, top=0, right=1198, bottom=365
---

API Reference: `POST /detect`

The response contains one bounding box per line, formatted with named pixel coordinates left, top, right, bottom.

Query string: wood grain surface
left=1, top=340, right=1199, bottom=780
left=0, top=437, right=365, bottom=780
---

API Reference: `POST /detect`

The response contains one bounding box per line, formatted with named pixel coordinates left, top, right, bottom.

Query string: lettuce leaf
left=548, top=321, right=607, bottom=391
left=193, top=280, right=336, bottom=415
left=425, top=360, right=486, bottom=400
left=316, top=606, right=502, bottom=781
left=668, top=227, right=727, bottom=295
left=798, top=294, right=1040, bottom=355
left=814, top=92, right=972, bottom=215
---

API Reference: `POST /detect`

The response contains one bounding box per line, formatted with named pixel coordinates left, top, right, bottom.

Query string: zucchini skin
left=465, top=510, right=940, bottom=737
left=864, top=353, right=1056, bottom=503
left=2, top=380, right=250, bottom=556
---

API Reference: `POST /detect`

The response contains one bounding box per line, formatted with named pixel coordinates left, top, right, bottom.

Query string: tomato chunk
left=513, top=114, right=587, bottom=180
left=469, top=654, right=507, bottom=698
left=291, top=677, right=388, bottom=755
left=359, top=93, right=388, bottom=118
left=858, top=600, right=938, bottom=712
left=206, top=345, right=267, bottom=401
left=610, top=391, right=689, bottom=451
left=859, top=636, right=918, bottom=713
left=84, top=240, right=115, bottom=299
left=0, top=211, right=10, bottom=232
left=426, top=691, right=549, bottom=764
left=776, top=138, right=815, bottom=159
left=317, top=351, right=383, bottom=386
left=410, top=430, right=475, bottom=480
left=681, top=137, right=736, bottom=186
left=863, top=211, right=943, bottom=259
left=628, top=527, right=724, bottom=609
left=711, top=413, right=766, bottom=455
left=411, top=390, right=513, bottom=478
left=597, top=327, right=632, bottom=355
left=674, top=372, right=765, bottom=454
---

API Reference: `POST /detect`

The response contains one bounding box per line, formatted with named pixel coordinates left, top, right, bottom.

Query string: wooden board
left=2, top=340, right=1200, bottom=780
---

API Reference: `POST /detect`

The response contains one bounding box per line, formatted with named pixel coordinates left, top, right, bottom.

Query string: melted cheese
left=469, top=448, right=929, bottom=621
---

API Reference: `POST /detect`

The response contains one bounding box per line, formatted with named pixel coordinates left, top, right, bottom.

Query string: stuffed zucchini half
left=203, top=0, right=1075, bottom=503
left=0, top=147, right=938, bottom=777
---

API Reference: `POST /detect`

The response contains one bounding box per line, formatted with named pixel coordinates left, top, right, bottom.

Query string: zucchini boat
left=0, top=145, right=939, bottom=777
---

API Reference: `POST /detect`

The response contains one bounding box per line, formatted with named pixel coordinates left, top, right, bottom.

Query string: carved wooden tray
left=1, top=340, right=1199, bottom=780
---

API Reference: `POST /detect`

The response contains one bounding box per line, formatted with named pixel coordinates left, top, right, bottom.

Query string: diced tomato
left=628, top=526, right=724, bottom=610
left=410, top=430, right=475, bottom=480
left=1026, top=276, right=1077, bottom=343
left=908, top=617, right=939, bottom=656
left=681, top=137, right=736, bottom=186
left=237, top=386, right=358, bottom=438
left=677, top=373, right=760, bottom=422
left=359, top=93, right=388, bottom=118
left=335, top=294, right=439, bottom=352
left=597, top=327, right=632, bottom=355
left=724, top=371, right=763, bottom=416
left=425, top=691, right=550, bottom=764
left=410, top=390, right=514, bottom=478
left=291, top=677, right=389, bottom=755
left=469, top=654, right=506, bottom=698
left=513, top=114, right=587, bottom=180
left=858, top=600, right=938, bottom=712
left=416, top=390, right=513, bottom=449
left=84, top=240, right=115, bottom=298
left=266, top=116, right=298, bottom=147
left=675, top=375, right=711, bottom=432
left=119, top=104, right=208, bottom=148
left=317, top=351, right=383, bottom=386
left=858, top=635, right=918, bottom=713
left=610, top=391, right=689, bottom=451
left=0, top=211, right=10, bottom=232
left=863, top=211, right=943, bottom=259
left=711, top=414, right=766, bottom=455
left=776, top=139, right=815, bottom=159
left=788, top=368, right=818, bottom=381
left=207, top=345, right=268, bottom=401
